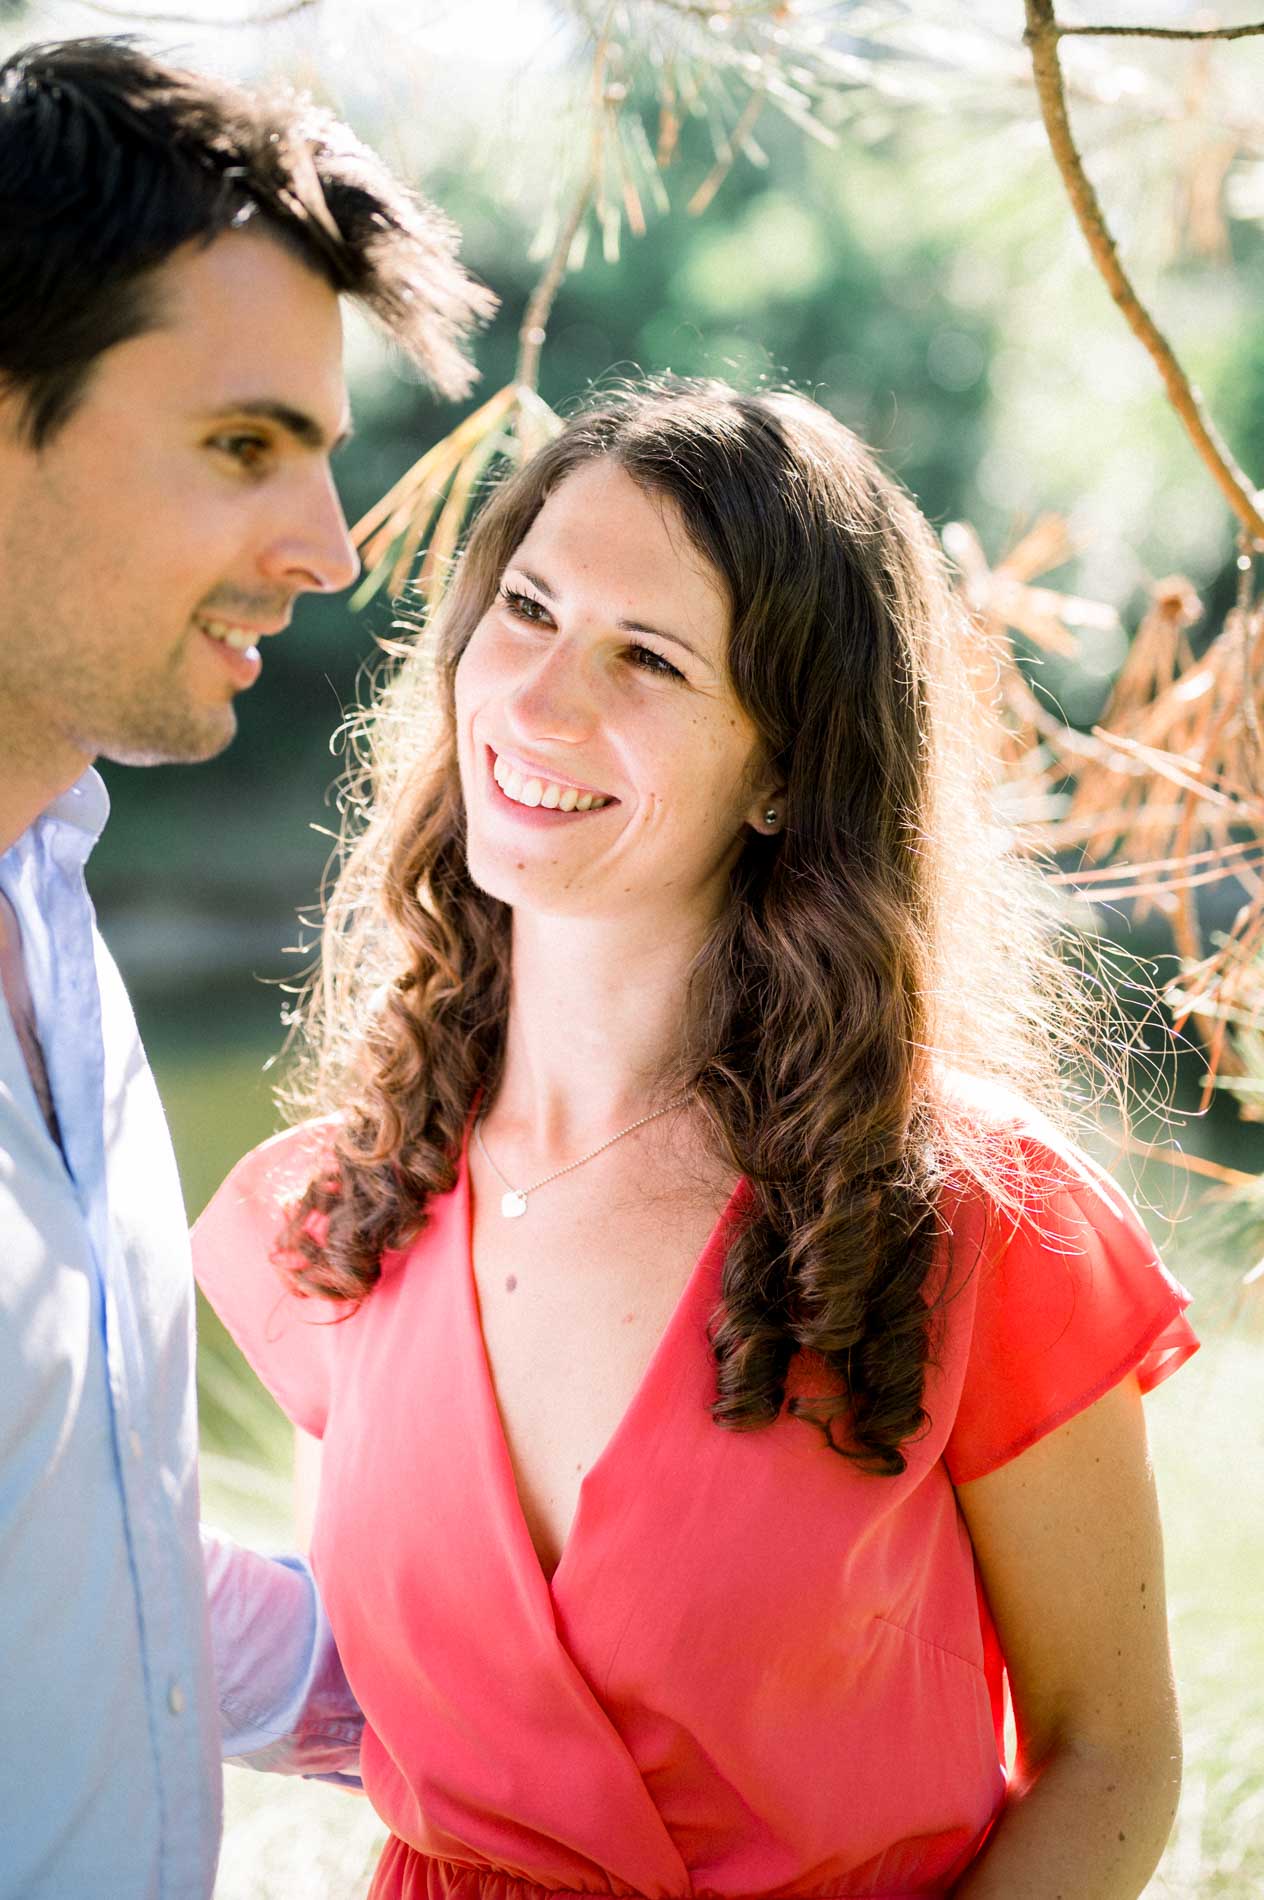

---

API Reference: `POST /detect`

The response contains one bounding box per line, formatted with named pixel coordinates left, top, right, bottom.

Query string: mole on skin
left=505, top=1274, right=517, bottom=1293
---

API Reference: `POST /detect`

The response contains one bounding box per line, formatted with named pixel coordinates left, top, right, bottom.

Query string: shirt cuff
left=201, top=1525, right=364, bottom=1779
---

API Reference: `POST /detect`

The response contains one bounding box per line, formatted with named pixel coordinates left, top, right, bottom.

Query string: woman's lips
left=486, top=745, right=617, bottom=819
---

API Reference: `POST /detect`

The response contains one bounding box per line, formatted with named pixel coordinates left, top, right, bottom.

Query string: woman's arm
left=952, top=1373, right=1181, bottom=1899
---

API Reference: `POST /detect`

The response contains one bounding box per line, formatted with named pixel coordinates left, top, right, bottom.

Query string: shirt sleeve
left=192, top=1120, right=343, bottom=1440
left=943, top=1131, right=1198, bottom=1486
left=201, top=1526, right=364, bottom=1782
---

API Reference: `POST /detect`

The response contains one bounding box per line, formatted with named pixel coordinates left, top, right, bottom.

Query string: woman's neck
left=490, top=907, right=710, bottom=1154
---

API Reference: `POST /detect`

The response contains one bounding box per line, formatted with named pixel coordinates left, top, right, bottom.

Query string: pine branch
left=68, top=0, right=316, bottom=22
left=1024, top=0, right=1264, bottom=544
left=515, top=12, right=618, bottom=392
left=516, top=180, right=594, bottom=391
left=1058, top=20, right=1264, bottom=43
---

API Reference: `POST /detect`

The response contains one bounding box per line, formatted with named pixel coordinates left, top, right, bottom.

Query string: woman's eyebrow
left=510, top=565, right=707, bottom=665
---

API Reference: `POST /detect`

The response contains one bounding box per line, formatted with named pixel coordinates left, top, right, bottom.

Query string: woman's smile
left=487, top=744, right=617, bottom=815
left=455, top=461, right=772, bottom=921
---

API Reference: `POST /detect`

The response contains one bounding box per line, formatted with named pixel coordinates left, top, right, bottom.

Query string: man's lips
left=195, top=617, right=265, bottom=689
left=195, top=611, right=292, bottom=645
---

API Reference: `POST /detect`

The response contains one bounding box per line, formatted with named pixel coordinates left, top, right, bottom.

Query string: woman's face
left=454, top=459, right=777, bottom=931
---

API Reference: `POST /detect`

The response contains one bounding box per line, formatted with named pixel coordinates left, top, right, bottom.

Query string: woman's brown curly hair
left=280, top=379, right=1097, bottom=1475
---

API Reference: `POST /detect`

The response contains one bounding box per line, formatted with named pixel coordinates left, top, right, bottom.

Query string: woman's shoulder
left=192, top=1115, right=347, bottom=1440
left=208, top=1113, right=343, bottom=1215
left=932, top=1067, right=1125, bottom=1219
left=928, top=1070, right=1198, bottom=1484
left=935, top=1065, right=1075, bottom=1150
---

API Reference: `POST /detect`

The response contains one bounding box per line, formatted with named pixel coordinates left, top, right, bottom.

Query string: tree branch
left=515, top=178, right=594, bottom=392
left=687, top=83, right=765, bottom=216
left=605, top=0, right=785, bottom=18
left=1024, top=0, right=1264, bottom=543
left=1058, top=20, right=1264, bottom=42
left=515, top=10, right=618, bottom=392
left=69, top=0, right=316, bottom=22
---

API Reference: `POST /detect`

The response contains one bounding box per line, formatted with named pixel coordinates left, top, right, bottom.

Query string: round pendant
left=501, top=1189, right=528, bottom=1219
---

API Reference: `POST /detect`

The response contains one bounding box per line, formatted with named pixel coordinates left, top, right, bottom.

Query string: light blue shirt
left=0, top=771, right=362, bottom=1900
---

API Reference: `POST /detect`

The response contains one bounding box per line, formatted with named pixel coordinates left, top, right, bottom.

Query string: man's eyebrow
left=200, top=398, right=353, bottom=452
left=512, top=566, right=708, bottom=666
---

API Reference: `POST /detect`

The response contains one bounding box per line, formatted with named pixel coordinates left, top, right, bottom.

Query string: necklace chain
left=475, top=1098, right=687, bottom=1218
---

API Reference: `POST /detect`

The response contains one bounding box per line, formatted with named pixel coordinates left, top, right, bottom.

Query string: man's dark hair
left=0, top=36, right=493, bottom=444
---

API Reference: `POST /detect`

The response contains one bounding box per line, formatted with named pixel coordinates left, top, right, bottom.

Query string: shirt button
left=128, top=1430, right=143, bottom=1460
left=168, top=1680, right=185, bottom=1716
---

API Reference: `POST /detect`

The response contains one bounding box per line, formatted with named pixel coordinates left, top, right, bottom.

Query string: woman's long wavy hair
left=281, top=379, right=1097, bottom=1475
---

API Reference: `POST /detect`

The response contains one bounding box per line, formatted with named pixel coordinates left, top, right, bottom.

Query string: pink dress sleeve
left=192, top=1119, right=345, bottom=1440
left=943, top=1128, right=1198, bottom=1486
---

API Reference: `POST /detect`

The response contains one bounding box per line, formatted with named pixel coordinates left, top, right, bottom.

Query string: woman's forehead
left=507, top=462, right=730, bottom=655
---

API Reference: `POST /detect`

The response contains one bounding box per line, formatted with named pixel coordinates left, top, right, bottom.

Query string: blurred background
left=5, top=0, right=1264, bottom=1891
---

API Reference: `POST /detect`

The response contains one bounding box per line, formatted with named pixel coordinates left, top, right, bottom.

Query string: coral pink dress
left=193, top=1087, right=1196, bottom=1900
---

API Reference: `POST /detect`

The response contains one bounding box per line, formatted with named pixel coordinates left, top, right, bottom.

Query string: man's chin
left=98, top=705, right=239, bottom=769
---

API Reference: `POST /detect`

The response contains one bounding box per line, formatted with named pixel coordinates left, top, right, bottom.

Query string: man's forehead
left=87, top=281, right=350, bottom=445
left=135, top=229, right=348, bottom=408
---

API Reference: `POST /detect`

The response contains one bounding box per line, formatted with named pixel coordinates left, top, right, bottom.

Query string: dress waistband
left=370, top=1841, right=938, bottom=1900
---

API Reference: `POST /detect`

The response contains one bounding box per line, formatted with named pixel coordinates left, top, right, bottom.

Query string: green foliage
left=143, top=992, right=295, bottom=1490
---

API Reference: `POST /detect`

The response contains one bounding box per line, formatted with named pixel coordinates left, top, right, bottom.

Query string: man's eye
left=628, top=644, right=683, bottom=681
left=212, top=433, right=270, bottom=470
left=500, top=587, right=551, bottom=624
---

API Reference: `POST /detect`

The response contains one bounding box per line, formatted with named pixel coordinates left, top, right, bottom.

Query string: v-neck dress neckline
left=458, top=1144, right=750, bottom=1601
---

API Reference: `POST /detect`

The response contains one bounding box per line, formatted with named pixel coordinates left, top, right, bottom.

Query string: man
left=0, top=38, right=491, bottom=1897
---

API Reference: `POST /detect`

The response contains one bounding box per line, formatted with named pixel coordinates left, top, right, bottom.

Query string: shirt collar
left=42, top=766, right=111, bottom=844
left=2, top=767, right=111, bottom=877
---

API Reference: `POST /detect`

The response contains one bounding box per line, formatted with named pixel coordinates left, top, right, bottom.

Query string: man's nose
left=260, top=468, right=361, bottom=595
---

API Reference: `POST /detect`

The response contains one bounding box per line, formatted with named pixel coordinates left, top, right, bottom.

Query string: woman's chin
left=464, top=843, right=581, bottom=915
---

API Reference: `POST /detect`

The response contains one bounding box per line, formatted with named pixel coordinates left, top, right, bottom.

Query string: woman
left=195, top=381, right=1196, bottom=1898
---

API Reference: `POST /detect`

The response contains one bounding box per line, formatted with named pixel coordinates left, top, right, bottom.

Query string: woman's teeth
left=492, top=752, right=608, bottom=812
left=197, top=615, right=257, bottom=653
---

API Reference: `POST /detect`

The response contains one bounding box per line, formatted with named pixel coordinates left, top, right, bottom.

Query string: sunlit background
left=4, top=0, right=1264, bottom=1891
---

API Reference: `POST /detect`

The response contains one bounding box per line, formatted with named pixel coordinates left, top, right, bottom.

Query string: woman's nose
left=504, top=639, right=598, bottom=746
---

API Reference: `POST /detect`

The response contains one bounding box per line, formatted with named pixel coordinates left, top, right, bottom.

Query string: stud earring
left=764, top=808, right=780, bottom=830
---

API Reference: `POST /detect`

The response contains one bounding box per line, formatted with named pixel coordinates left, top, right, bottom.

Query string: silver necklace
left=475, top=1099, right=685, bottom=1219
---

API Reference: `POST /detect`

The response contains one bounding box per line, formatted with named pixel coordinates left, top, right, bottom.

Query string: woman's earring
left=764, top=807, right=780, bottom=831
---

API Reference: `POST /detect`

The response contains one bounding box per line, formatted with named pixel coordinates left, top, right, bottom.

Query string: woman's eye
left=497, top=590, right=682, bottom=680
left=628, top=643, right=683, bottom=681
left=500, top=587, right=552, bottom=625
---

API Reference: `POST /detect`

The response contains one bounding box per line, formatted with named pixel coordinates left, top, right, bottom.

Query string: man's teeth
left=492, top=752, right=608, bottom=812
left=197, top=616, right=258, bottom=653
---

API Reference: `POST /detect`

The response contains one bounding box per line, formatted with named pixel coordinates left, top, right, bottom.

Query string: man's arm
left=201, top=1526, right=364, bottom=1783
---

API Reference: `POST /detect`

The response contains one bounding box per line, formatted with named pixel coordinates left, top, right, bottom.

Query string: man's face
left=0, top=228, right=358, bottom=781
